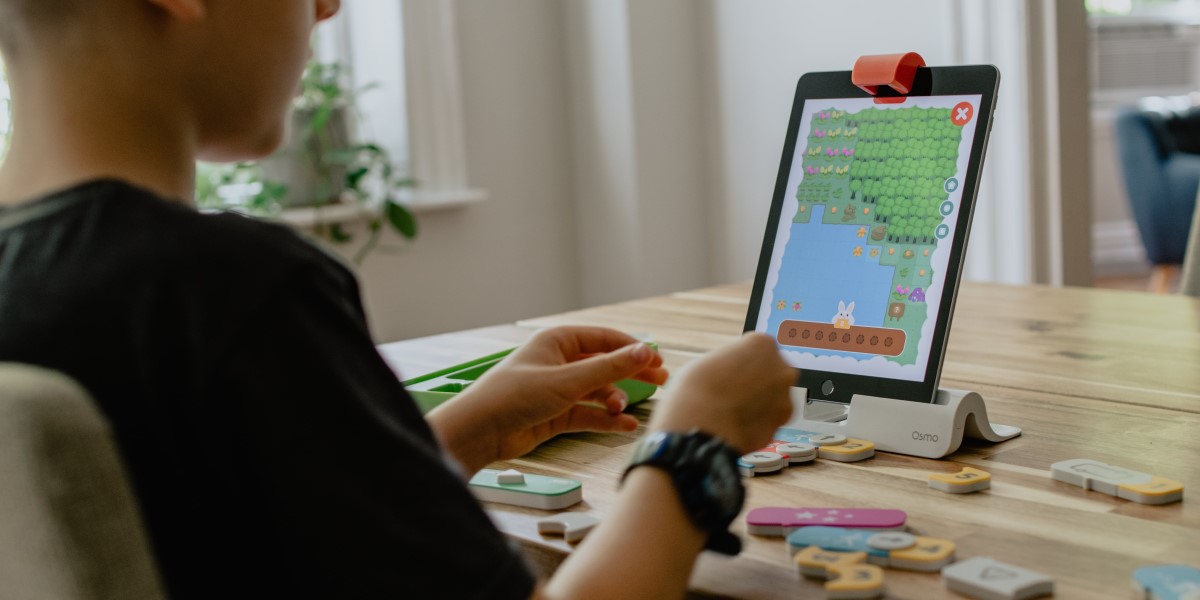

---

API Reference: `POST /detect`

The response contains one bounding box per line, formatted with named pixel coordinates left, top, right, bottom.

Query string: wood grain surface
left=378, top=282, right=1200, bottom=599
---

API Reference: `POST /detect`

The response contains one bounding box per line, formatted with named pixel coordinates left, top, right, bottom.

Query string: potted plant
left=196, top=61, right=416, bottom=263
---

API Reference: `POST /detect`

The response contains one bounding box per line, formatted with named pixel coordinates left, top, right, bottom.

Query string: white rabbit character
left=833, top=301, right=856, bottom=329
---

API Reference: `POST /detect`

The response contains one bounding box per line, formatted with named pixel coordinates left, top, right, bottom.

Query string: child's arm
left=538, top=333, right=796, bottom=599
left=535, top=467, right=706, bottom=599
left=428, top=329, right=794, bottom=599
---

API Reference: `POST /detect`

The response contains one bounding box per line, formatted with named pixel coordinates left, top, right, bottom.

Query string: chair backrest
left=0, top=364, right=166, bottom=600
left=1183, top=191, right=1200, bottom=297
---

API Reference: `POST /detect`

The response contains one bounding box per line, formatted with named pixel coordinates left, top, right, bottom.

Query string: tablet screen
left=754, top=95, right=982, bottom=382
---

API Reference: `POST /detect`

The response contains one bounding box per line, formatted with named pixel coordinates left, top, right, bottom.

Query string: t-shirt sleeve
left=211, top=261, right=535, bottom=599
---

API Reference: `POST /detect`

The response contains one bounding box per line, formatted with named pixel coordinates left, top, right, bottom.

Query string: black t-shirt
left=0, top=180, right=534, bottom=599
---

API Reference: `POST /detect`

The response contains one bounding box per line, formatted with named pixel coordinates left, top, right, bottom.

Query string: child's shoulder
left=119, top=180, right=335, bottom=267
left=2, top=178, right=354, bottom=292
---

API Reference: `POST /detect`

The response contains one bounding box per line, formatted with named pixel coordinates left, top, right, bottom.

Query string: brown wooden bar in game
left=776, top=319, right=906, bottom=356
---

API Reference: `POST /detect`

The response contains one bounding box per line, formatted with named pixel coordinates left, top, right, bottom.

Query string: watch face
left=706, top=456, right=742, bottom=515
left=638, top=431, right=671, bottom=463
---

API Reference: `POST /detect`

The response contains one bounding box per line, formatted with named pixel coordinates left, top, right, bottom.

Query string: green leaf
left=346, top=167, right=370, bottom=190
left=386, top=201, right=418, bottom=239
left=358, top=143, right=385, bottom=155
left=311, top=105, right=333, bottom=135
left=329, top=223, right=353, bottom=243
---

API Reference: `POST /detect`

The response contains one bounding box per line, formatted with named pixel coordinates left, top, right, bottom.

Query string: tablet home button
left=821, top=380, right=835, bottom=396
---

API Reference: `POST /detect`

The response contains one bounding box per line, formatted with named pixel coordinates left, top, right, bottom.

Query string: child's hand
left=425, top=327, right=667, bottom=473
left=648, top=333, right=794, bottom=453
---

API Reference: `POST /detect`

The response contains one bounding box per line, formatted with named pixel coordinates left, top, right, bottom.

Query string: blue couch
left=1114, top=107, right=1200, bottom=267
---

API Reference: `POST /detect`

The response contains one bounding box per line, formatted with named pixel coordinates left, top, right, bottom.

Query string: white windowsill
left=276, top=188, right=488, bottom=228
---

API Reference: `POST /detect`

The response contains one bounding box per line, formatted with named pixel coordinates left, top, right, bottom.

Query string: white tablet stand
left=786, top=387, right=1021, bottom=459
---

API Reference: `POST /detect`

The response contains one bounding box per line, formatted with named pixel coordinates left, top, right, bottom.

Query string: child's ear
left=145, top=0, right=206, bottom=22
left=317, top=0, right=342, bottom=22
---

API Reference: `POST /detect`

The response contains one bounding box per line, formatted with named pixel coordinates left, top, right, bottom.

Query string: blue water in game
left=768, top=204, right=894, bottom=358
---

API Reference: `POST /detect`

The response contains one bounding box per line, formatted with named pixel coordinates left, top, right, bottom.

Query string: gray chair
left=0, top=364, right=166, bottom=600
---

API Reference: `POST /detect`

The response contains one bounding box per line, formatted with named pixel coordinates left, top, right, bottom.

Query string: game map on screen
left=755, top=95, right=982, bottom=382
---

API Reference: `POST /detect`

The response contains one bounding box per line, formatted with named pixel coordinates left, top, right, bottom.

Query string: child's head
left=0, top=0, right=341, bottom=162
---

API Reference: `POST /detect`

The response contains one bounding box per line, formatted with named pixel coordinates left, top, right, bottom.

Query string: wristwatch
left=622, top=429, right=745, bottom=555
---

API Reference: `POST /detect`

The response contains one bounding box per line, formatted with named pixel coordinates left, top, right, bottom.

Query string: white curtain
left=563, top=0, right=1094, bottom=301
left=951, top=0, right=1094, bottom=286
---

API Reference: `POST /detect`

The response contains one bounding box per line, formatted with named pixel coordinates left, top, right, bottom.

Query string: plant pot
left=259, top=106, right=350, bottom=208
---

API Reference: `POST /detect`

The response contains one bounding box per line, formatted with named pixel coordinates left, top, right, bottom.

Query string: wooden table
left=378, top=282, right=1200, bottom=599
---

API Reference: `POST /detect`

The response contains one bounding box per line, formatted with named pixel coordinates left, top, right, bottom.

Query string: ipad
left=744, top=66, right=999, bottom=404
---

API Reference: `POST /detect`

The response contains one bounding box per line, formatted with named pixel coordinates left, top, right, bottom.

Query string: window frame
left=290, top=0, right=484, bottom=228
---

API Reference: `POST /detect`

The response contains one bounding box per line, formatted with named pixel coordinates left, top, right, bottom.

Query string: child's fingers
left=576, top=359, right=668, bottom=387
left=562, top=405, right=638, bottom=434
left=529, top=326, right=641, bottom=361
left=629, top=366, right=669, bottom=386
left=553, top=342, right=658, bottom=398
left=581, top=385, right=627, bottom=414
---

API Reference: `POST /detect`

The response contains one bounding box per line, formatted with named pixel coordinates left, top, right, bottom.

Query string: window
left=1086, top=0, right=1200, bottom=17
left=1087, top=0, right=1200, bottom=279
left=1088, top=0, right=1200, bottom=108
left=315, top=2, right=410, bottom=175
left=312, top=0, right=485, bottom=214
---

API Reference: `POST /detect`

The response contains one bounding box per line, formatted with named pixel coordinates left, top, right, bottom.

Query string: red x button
left=951, top=102, right=974, bottom=126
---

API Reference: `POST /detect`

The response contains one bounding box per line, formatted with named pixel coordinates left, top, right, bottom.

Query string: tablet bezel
left=744, top=65, right=999, bottom=404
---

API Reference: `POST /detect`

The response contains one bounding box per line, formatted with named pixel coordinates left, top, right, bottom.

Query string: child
left=0, top=1, right=795, bottom=598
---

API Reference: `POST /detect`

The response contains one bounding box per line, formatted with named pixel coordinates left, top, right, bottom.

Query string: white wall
left=332, top=0, right=580, bottom=343
left=563, top=0, right=712, bottom=307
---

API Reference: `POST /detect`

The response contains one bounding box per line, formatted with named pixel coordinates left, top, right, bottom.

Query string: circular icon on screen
left=940, top=201, right=955, bottom=216
left=936, top=224, right=950, bottom=239
left=951, top=101, right=974, bottom=126
left=944, top=178, right=959, bottom=194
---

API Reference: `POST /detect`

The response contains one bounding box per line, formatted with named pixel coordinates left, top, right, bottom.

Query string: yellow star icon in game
left=853, top=246, right=863, bottom=257
left=857, top=227, right=867, bottom=238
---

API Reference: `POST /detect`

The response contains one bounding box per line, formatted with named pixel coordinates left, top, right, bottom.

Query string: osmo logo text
left=912, top=431, right=939, bottom=443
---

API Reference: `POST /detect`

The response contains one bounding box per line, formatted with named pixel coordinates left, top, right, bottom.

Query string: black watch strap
left=623, top=430, right=745, bottom=555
